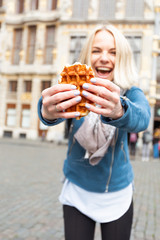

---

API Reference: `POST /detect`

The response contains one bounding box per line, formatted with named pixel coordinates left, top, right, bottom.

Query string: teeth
left=97, top=67, right=111, bottom=71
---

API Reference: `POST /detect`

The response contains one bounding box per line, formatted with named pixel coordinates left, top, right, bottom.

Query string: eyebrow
left=92, top=46, right=116, bottom=51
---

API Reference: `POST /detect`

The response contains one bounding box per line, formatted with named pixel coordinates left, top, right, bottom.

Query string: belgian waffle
left=59, top=63, right=94, bottom=119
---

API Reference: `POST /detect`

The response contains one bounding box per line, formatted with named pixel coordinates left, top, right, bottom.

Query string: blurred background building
left=0, top=0, right=160, bottom=142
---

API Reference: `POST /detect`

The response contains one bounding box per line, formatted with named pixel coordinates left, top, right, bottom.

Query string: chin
left=95, top=74, right=113, bottom=81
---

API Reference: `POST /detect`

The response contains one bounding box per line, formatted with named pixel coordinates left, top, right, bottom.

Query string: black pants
left=130, top=142, right=136, bottom=155
left=63, top=201, right=133, bottom=240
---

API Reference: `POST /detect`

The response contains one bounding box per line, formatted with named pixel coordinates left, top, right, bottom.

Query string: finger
left=53, top=111, right=81, bottom=119
left=46, top=97, right=82, bottom=119
left=43, top=89, right=80, bottom=107
left=82, top=82, right=114, bottom=99
left=82, top=90, right=116, bottom=108
left=82, top=82, right=120, bottom=103
left=52, top=89, right=81, bottom=105
left=45, top=102, right=81, bottom=118
left=55, top=96, right=82, bottom=112
left=42, top=84, right=77, bottom=97
left=84, top=103, right=112, bottom=116
left=55, top=104, right=60, bottom=112
left=90, top=78, right=120, bottom=93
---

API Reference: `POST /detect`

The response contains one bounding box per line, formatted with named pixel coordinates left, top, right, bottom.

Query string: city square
left=0, top=138, right=160, bottom=240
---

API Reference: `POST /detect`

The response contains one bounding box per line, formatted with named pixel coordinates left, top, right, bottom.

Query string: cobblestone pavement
left=0, top=138, right=160, bottom=240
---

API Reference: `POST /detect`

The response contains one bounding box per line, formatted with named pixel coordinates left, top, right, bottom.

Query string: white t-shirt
left=59, top=179, right=133, bottom=223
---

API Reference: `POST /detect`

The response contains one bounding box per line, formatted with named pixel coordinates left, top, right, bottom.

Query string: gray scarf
left=74, top=90, right=126, bottom=165
left=74, top=112, right=116, bottom=166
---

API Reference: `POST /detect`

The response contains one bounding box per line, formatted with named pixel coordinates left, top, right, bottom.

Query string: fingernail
left=90, top=78, right=96, bottom=83
left=83, top=83, right=89, bottom=89
left=71, top=85, right=77, bottom=90
left=82, top=90, right=88, bottom=97
left=74, top=90, right=80, bottom=96
left=75, top=112, right=80, bottom=117
left=85, top=103, right=90, bottom=109
left=76, top=96, right=81, bottom=102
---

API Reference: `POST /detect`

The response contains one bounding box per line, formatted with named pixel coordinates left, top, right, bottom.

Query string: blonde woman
left=38, top=25, right=150, bottom=240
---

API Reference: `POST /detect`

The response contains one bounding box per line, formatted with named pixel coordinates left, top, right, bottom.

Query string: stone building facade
left=0, top=0, right=160, bottom=142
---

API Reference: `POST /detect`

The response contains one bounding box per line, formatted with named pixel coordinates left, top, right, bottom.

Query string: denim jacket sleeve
left=37, top=97, right=65, bottom=126
left=101, top=86, right=151, bottom=133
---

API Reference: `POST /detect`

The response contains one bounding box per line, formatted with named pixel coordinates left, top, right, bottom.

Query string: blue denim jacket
left=38, top=86, right=151, bottom=193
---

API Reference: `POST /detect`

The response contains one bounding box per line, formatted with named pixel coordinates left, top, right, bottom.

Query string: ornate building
left=0, top=0, right=159, bottom=142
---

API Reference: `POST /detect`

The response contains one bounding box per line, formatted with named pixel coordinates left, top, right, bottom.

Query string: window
left=125, top=35, right=142, bottom=71
left=24, top=80, right=32, bottom=92
left=41, top=81, right=51, bottom=91
left=44, top=26, right=55, bottom=64
left=69, top=35, right=86, bottom=64
left=27, top=26, right=36, bottom=64
left=39, top=121, right=48, bottom=130
left=125, top=0, right=144, bottom=18
left=6, top=104, right=16, bottom=127
left=3, top=131, right=13, bottom=138
left=12, top=28, right=22, bottom=65
left=0, top=0, right=3, bottom=7
left=155, top=104, right=160, bottom=118
left=31, top=0, right=39, bottom=10
left=16, top=0, right=24, bottom=13
left=155, top=13, right=160, bottom=35
left=72, top=0, right=89, bottom=19
left=21, top=105, right=31, bottom=128
left=158, top=55, right=160, bottom=70
left=99, top=0, right=116, bottom=19
left=48, top=0, right=57, bottom=10
left=157, top=55, right=160, bottom=83
left=9, top=81, right=17, bottom=92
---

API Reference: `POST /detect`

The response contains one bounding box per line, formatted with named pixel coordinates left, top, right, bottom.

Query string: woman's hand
left=82, top=78, right=124, bottom=119
left=42, top=84, right=82, bottom=120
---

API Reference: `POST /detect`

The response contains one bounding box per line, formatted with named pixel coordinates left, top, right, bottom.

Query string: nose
left=100, top=51, right=109, bottom=62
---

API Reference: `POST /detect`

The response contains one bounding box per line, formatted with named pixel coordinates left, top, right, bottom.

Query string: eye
left=110, top=51, right=116, bottom=55
left=110, top=49, right=116, bottom=55
left=92, top=50, right=100, bottom=53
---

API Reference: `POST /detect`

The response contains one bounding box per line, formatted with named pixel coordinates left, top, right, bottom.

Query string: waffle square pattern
left=59, top=63, right=94, bottom=119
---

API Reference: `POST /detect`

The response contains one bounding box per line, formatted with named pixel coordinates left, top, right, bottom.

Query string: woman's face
left=91, top=30, right=116, bottom=81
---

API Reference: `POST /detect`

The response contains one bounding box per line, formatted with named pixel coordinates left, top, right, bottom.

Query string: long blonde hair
left=79, top=24, right=138, bottom=89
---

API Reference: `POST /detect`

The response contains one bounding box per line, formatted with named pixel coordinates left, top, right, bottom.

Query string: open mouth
left=95, top=67, right=112, bottom=78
